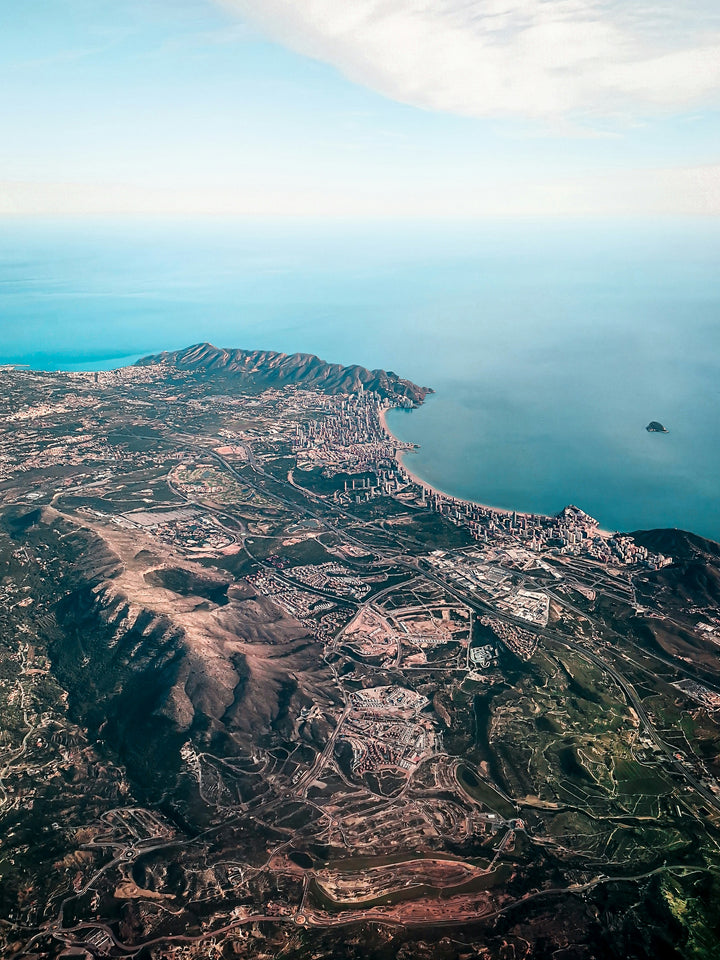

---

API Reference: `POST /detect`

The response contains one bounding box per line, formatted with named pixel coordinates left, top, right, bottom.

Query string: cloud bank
left=221, top=0, right=720, bottom=119
left=3, top=163, right=718, bottom=216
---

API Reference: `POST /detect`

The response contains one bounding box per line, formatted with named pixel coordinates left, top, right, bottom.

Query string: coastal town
left=0, top=347, right=717, bottom=959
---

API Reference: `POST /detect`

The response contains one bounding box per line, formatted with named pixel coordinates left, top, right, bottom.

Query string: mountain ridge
left=136, top=342, right=432, bottom=405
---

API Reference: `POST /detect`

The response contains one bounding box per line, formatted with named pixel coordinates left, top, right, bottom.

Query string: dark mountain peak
left=631, top=527, right=720, bottom=562
left=136, top=342, right=432, bottom=405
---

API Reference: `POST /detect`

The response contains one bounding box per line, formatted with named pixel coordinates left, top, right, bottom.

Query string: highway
left=197, top=436, right=720, bottom=820
left=18, top=422, right=718, bottom=958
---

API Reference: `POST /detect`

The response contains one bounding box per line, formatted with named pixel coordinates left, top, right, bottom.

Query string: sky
left=1, top=0, right=719, bottom=217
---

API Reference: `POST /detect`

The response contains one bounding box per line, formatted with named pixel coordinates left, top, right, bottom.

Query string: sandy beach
left=379, top=404, right=536, bottom=520
left=379, top=404, right=614, bottom=536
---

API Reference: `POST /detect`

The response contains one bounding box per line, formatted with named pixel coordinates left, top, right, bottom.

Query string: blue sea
left=1, top=217, right=719, bottom=542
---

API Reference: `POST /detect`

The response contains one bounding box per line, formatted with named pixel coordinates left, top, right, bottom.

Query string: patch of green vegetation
left=261, top=456, right=297, bottom=480
left=0, top=654, right=20, bottom=681
left=535, top=713, right=559, bottom=734
left=277, top=538, right=335, bottom=567
left=200, top=551, right=257, bottom=579
left=546, top=809, right=599, bottom=841
left=557, top=657, right=607, bottom=705
left=243, top=537, right=282, bottom=559
left=456, top=765, right=516, bottom=818
left=29, top=673, right=64, bottom=711
left=405, top=512, right=475, bottom=550
left=365, top=571, right=415, bottom=599
left=661, top=873, right=720, bottom=960
left=556, top=744, right=596, bottom=783
left=680, top=713, right=696, bottom=745
left=614, top=758, right=670, bottom=796
left=346, top=497, right=416, bottom=521
left=294, top=468, right=378, bottom=497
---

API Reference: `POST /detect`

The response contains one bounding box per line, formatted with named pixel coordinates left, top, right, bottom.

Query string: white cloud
left=219, top=0, right=720, bottom=119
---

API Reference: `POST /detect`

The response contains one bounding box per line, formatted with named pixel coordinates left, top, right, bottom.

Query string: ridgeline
left=136, top=342, right=432, bottom=406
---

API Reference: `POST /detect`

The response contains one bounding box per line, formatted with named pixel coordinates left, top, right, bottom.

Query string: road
left=14, top=421, right=719, bottom=956
left=189, top=436, right=720, bottom=819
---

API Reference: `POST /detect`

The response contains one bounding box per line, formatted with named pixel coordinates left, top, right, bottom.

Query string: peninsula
left=137, top=341, right=433, bottom=406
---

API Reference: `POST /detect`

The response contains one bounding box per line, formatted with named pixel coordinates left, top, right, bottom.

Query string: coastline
left=379, top=405, right=535, bottom=520
left=6, top=353, right=147, bottom=373
left=379, top=403, right=614, bottom=538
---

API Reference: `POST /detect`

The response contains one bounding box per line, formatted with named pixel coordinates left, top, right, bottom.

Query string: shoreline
left=0, top=353, right=146, bottom=374
left=379, top=406, right=539, bottom=521
left=379, top=404, right=615, bottom=538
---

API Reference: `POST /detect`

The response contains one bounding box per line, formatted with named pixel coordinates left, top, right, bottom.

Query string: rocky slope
left=5, top=506, right=340, bottom=809
left=135, top=342, right=432, bottom=405
left=631, top=527, right=720, bottom=678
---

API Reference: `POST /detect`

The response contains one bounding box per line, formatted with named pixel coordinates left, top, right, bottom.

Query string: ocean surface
left=1, top=217, right=719, bottom=542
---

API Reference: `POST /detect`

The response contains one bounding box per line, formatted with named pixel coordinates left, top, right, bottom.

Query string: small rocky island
left=646, top=421, right=668, bottom=433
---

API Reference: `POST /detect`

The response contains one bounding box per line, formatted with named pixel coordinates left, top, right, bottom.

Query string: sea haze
left=1, top=217, right=719, bottom=542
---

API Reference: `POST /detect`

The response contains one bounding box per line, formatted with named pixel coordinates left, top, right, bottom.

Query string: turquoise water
left=1, top=217, right=719, bottom=541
